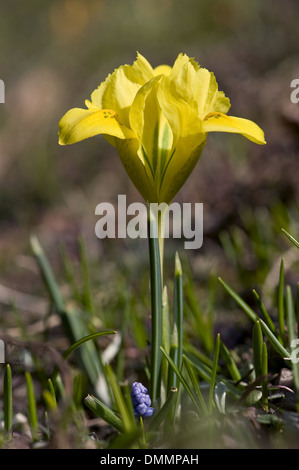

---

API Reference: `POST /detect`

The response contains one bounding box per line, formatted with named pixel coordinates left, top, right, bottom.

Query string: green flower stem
left=157, top=207, right=167, bottom=282
left=148, top=206, right=163, bottom=404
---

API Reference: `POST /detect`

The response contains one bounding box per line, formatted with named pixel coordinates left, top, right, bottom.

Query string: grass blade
left=161, top=286, right=170, bottom=394
left=281, top=228, right=299, bottom=249
left=25, top=372, right=39, bottom=442
left=4, top=364, right=12, bottom=437
left=208, top=333, right=221, bottom=412
left=278, top=259, right=286, bottom=344
left=219, top=277, right=290, bottom=359
left=286, top=285, right=299, bottom=411
left=252, top=320, right=263, bottom=379
left=161, top=346, right=202, bottom=415
left=149, top=386, right=179, bottom=432
left=47, top=378, right=57, bottom=408
left=252, top=289, right=277, bottom=336
left=84, top=394, right=124, bottom=433
left=183, top=355, right=208, bottom=415
left=31, top=235, right=103, bottom=390
left=218, top=277, right=258, bottom=323
left=78, top=236, right=94, bottom=315
left=106, top=365, right=135, bottom=433
left=62, top=330, right=116, bottom=360
left=173, top=252, right=183, bottom=384
left=219, top=341, right=242, bottom=383
left=262, top=342, right=268, bottom=411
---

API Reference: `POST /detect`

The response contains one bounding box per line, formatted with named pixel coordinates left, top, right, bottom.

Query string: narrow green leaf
left=286, top=285, right=299, bottom=411
left=149, top=386, right=179, bottom=432
left=278, top=259, right=286, bottom=344
left=183, top=355, right=208, bottom=415
left=209, top=333, right=221, bottom=412
left=4, top=364, right=12, bottom=436
left=214, top=382, right=227, bottom=414
left=106, top=365, right=135, bottom=433
left=262, top=342, right=268, bottom=411
left=78, top=236, right=94, bottom=315
left=174, top=252, right=183, bottom=380
left=43, top=390, right=57, bottom=411
left=281, top=228, right=299, bottom=249
left=31, top=235, right=103, bottom=389
left=161, top=286, right=170, bottom=392
left=25, top=372, right=39, bottom=442
left=220, top=341, right=242, bottom=383
left=218, top=277, right=258, bottom=322
left=47, top=378, right=57, bottom=407
left=286, top=285, right=297, bottom=346
left=184, top=352, right=242, bottom=400
left=62, top=330, right=116, bottom=360
left=30, top=235, right=64, bottom=312
left=252, top=289, right=277, bottom=336
left=84, top=394, right=124, bottom=433
left=259, top=318, right=290, bottom=359
left=219, top=277, right=290, bottom=359
left=161, top=347, right=202, bottom=415
left=252, top=321, right=263, bottom=379
left=167, top=342, right=179, bottom=390
left=184, top=282, right=213, bottom=353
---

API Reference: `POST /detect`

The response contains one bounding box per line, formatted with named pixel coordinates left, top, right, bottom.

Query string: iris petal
left=58, top=107, right=136, bottom=145
left=203, top=112, right=266, bottom=145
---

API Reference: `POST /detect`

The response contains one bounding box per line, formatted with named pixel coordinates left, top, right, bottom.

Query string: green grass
left=1, top=225, right=299, bottom=449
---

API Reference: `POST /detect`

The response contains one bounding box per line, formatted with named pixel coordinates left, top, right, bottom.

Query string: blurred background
left=0, top=0, right=299, bottom=335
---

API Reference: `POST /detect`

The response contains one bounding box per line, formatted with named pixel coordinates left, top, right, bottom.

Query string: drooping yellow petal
left=58, top=107, right=136, bottom=145
left=203, top=112, right=266, bottom=145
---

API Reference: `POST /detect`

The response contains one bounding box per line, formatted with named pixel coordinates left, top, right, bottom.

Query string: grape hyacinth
left=131, top=382, right=155, bottom=418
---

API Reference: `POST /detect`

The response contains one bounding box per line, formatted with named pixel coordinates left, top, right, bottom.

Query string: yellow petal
left=129, top=75, right=163, bottom=141
left=159, top=134, right=207, bottom=204
left=90, top=53, right=154, bottom=128
left=129, top=75, right=174, bottom=197
left=203, top=112, right=266, bottom=144
left=58, top=107, right=136, bottom=145
left=153, top=64, right=172, bottom=76
left=115, top=138, right=158, bottom=203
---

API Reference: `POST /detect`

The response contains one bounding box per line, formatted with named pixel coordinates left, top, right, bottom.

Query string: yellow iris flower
left=58, top=53, right=266, bottom=205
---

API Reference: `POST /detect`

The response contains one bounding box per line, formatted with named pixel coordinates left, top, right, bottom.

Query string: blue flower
left=131, top=382, right=154, bottom=418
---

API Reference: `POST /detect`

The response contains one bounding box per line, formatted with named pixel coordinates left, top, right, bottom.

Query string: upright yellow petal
left=58, top=107, right=136, bottom=145
left=153, top=64, right=172, bottom=76
left=129, top=75, right=174, bottom=198
left=90, top=53, right=154, bottom=128
left=203, top=112, right=266, bottom=144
